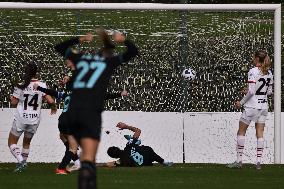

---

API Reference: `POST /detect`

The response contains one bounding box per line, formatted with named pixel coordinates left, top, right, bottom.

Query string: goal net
left=0, top=3, right=282, bottom=164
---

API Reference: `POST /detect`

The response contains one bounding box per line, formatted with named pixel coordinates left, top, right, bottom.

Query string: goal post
left=0, top=2, right=281, bottom=163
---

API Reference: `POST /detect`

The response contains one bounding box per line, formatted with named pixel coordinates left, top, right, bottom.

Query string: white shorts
left=10, top=119, right=40, bottom=138
left=240, top=108, right=268, bottom=125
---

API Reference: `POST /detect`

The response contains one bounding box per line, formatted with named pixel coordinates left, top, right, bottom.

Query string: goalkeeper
left=105, top=122, right=173, bottom=167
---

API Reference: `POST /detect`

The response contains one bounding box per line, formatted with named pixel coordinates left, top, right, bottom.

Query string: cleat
left=256, top=162, right=261, bottom=170
left=55, top=168, right=68, bottom=175
left=14, top=160, right=27, bottom=173
left=163, top=161, right=174, bottom=166
left=66, top=163, right=80, bottom=173
left=227, top=161, right=242, bottom=169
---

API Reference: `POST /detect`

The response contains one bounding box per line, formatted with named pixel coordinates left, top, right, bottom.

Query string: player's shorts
left=141, top=146, right=164, bottom=166
left=240, top=107, right=268, bottom=125
left=10, top=119, right=39, bottom=138
left=58, top=114, right=71, bottom=135
left=67, top=109, right=102, bottom=141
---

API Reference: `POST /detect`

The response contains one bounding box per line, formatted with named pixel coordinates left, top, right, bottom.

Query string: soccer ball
left=182, top=68, right=196, bottom=81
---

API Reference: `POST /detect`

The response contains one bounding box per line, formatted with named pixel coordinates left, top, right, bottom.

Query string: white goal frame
left=0, top=2, right=282, bottom=163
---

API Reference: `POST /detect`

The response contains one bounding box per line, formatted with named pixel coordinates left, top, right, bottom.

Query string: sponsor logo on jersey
left=23, top=113, right=39, bottom=119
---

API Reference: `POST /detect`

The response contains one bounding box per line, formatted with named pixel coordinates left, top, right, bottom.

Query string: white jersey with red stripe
left=244, top=67, right=273, bottom=110
left=12, top=80, right=47, bottom=125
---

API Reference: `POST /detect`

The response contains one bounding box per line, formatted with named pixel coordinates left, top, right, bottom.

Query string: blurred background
left=0, top=0, right=283, bottom=112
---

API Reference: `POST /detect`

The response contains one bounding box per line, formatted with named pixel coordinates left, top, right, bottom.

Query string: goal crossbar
left=0, top=3, right=280, bottom=10
left=0, top=2, right=281, bottom=164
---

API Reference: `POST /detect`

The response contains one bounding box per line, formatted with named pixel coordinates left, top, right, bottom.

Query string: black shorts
left=66, top=108, right=102, bottom=141
left=140, top=146, right=164, bottom=166
left=58, top=113, right=71, bottom=135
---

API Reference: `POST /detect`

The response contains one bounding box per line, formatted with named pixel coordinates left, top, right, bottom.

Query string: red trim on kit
left=247, top=81, right=256, bottom=83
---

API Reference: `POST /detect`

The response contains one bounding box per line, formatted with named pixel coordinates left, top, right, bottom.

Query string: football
left=182, top=68, right=196, bottom=81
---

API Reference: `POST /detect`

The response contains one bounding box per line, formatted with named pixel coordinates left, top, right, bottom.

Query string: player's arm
left=54, top=37, right=80, bottom=57
left=96, top=162, right=117, bottom=168
left=235, top=82, right=255, bottom=109
left=10, top=96, right=19, bottom=107
left=240, top=85, right=248, bottom=95
left=33, top=83, right=66, bottom=100
left=108, top=32, right=138, bottom=65
left=267, top=76, right=273, bottom=96
left=44, top=95, right=57, bottom=115
left=54, top=33, right=93, bottom=60
left=267, top=84, right=273, bottom=96
left=239, top=85, right=254, bottom=104
left=116, top=122, right=141, bottom=139
left=10, top=86, right=22, bottom=107
left=235, top=69, right=256, bottom=109
left=105, top=90, right=129, bottom=100
left=121, top=40, right=139, bottom=62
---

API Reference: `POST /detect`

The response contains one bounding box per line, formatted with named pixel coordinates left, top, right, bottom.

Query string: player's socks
left=163, top=161, right=174, bottom=166
left=9, top=144, right=24, bottom=163
left=58, top=150, right=74, bottom=169
left=71, top=152, right=79, bottom=162
left=74, top=159, right=81, bottom=168
left=78, top=161, right=97, bottom=189
left=256, top=138, right=264, bottom=164
left=236, top=135, right=245, bottom=163
left=63, top=141, right=69, bottom=152
left=21, top=148, right=30, bottom=161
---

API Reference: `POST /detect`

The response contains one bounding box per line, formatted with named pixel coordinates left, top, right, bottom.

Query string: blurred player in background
left=34, top=77, right=129, bottom=174
left=228, top=50, right=273, bottom=170
left=105, top=122, right=173, bottom=167
left=33, top=71, right=79, bottom=175
left=8, top=63, right=57, bottom=172
left=54, top=29, right=138, bottom=189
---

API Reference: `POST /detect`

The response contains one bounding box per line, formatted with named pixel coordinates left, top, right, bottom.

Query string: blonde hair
left=254, top=50, right=271, bottom=75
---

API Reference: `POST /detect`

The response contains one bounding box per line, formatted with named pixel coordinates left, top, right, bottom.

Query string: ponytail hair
left=96, top=28, right=115, bottom=57
left=17, top=63, right=38, bottom=89
left=254, top=50, right=270, bottom=75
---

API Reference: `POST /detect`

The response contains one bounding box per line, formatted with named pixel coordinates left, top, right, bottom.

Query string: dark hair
left=107, top=146, right=122, bottom=158
left=17, top=63, right=38, bottom=89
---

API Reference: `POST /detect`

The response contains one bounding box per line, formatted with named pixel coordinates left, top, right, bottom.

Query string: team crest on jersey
left=71, top=48, right=79, bottom=54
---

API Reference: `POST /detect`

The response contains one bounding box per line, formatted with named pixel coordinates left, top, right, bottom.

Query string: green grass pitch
left=1, top=163, right=284, bottom=189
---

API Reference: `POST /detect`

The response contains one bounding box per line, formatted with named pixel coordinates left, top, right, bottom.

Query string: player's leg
left=57, top=134, right=80, bottom=174
left=56, top=133, right=70, bottom=174
left=255, top=123, right=265, bottom=170
left=8, top=120, right=24, bottom=164
left=227, top=109, right=251, bottom=168
left=60, top=133, right=69, bottom=152
left=15, top=129, right=37, bottom=172
left=236, top=121, right=249, bottom=164
left=56, top=119, right=73, bottom=174
left=146, top=146, right=173, bottom=166
left=79, top=138, right=99, bottom=189
left=14, top=132, right=34, bottom=171
left=254, top=109, right=267, bottom=170
left=8, top=133, right=23, bottom=163
left=66, top=135, right=81, bottom=173
left=22, top=132, right=33, bottom=162
left=21, top=123, right=39, bottom=162
left=9, top=132, right=28, bottom=173
left=77, top=110, right=102, bottom=189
